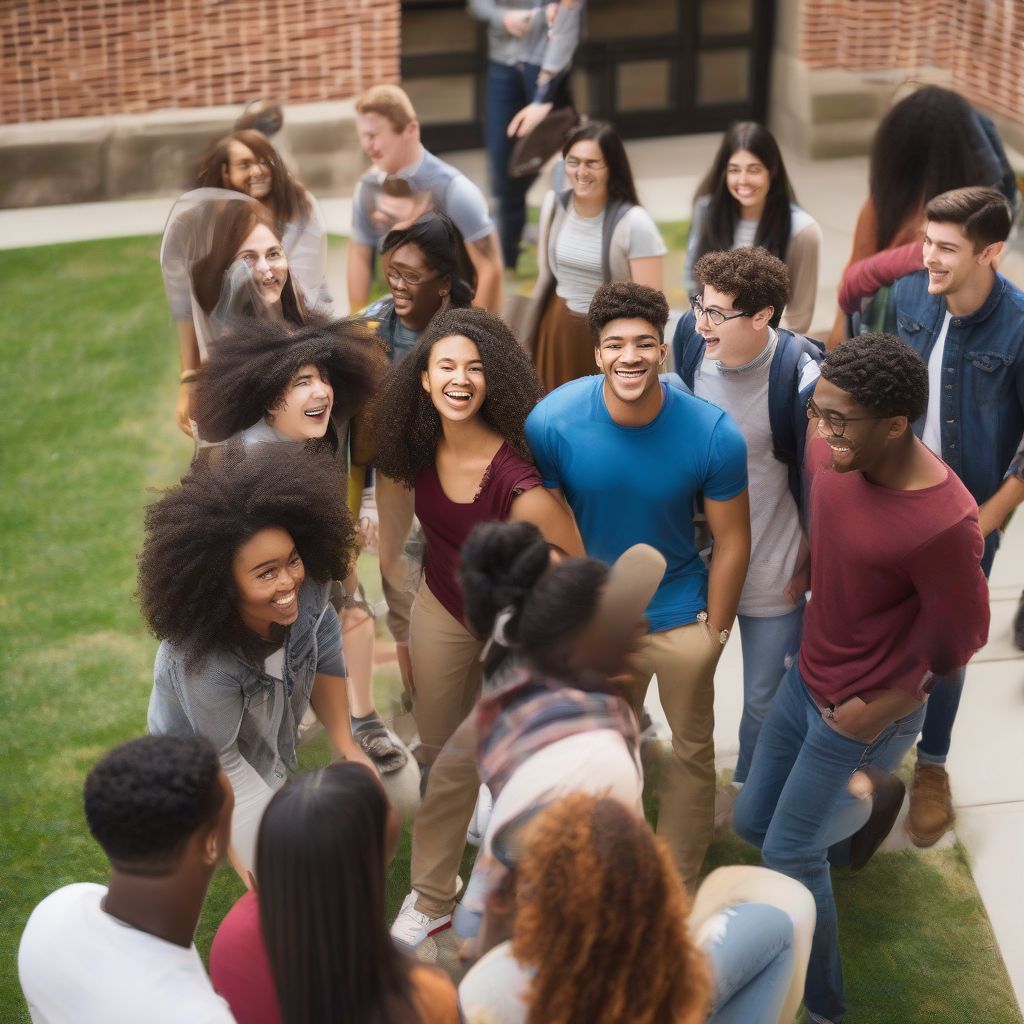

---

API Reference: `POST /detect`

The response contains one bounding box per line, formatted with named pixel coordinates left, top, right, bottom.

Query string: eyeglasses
left=806, top=398, right=879, bottom=438
left=565, top=156, right=606, bottom=171
left=690, top=296, right=755, bottom=327
left=385, top=265, right=439, bottom=289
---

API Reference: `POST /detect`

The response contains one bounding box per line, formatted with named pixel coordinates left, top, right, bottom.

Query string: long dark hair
left=869, top=85, right=1004, bottom=250
left=257, top=763, right=423, bottom=1024
left=382, top=211, right=477, bottom=307
left=190, top=201, right=304, bottom=324
left=694, top=121, right=795, bottom=263
left=372, top=308, right=542, bottom=488
left=195, top=128, right=311, bottom=226
left=562, top=121, right=640, bottom=206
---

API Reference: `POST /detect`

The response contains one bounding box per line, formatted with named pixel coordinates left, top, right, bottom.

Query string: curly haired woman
left=142, top=444, right=374, bottom=877
left=374, top=308, right=582, bottom=950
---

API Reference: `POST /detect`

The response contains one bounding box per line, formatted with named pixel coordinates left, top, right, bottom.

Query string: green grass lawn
left=1, top=237, right=1020, bottom=1023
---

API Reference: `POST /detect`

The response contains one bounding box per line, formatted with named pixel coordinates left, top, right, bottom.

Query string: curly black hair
left=138, top=443, right=356, bottom=667
left=84, top=735, right=224, bottom=876
left=460, top=520, right=608, bottom=677
left=192, top=316, right=388, bottom=443
left=821, top=332, right=929, bottom=421
left=371, top=307, right=542, bottom=488
left=693, top=247, right=790, bottom=328
left=587, top=281, right=670, bottom=342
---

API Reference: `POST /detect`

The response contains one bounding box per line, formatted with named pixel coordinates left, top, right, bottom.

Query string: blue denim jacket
left=893, top=269, right=1024, bottom=504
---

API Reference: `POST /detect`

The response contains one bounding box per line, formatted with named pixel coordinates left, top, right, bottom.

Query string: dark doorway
left=401, top=0, right=775, bottom=152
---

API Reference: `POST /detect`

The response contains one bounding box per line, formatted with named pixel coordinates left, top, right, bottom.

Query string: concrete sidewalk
left=3, top=132, right=1022, bottom=1008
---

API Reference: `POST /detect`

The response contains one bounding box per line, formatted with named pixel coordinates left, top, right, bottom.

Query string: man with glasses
left=526, top=280, right=751, bottom=890
left=672, top=247, right=822, bottom=813
left=732, top=333, right=989, bottom=1024
left=888, top=186, right=1024, bottom=847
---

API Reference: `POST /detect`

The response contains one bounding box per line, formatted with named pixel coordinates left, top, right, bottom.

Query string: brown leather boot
left=907, top=763, right=955, bottom=847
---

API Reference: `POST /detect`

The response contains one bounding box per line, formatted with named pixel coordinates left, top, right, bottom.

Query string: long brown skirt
left=533, top=291, right=597, bottom=394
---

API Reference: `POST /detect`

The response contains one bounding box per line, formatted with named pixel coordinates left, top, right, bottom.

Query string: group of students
left=16, top=72, right=1024, bottom=1024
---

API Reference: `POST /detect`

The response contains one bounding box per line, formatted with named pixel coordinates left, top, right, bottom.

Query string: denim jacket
left=892, top=269, right=1024, bottom=505
left=147, top=578, right=340, bottom=793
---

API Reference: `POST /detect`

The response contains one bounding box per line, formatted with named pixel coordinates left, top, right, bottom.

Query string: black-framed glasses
left=806, top=397, right=879, bottom=438
left=690, top=296, right=755, bottom=327
left=384, top=265, right=439, bottom=289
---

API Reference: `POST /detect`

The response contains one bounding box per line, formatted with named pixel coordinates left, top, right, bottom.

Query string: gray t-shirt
left=694, top=330, right=803, bottom=617
left=351, top=149, right=493, bottom=250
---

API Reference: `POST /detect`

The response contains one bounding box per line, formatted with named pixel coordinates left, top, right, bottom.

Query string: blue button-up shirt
left=893, top=269, right=1024, bottom=505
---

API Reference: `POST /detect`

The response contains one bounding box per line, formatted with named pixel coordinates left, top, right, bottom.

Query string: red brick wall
left=1, top=0, right=401, bottom=125
left=799, top=0, right=1024, bottom=129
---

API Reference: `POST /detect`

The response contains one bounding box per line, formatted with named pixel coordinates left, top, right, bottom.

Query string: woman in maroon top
left=374, top=308, right=581, bottom=945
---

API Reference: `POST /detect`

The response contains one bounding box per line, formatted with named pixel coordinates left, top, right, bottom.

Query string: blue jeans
left=485, top=60, right=541, bottom=269
left=705, top=903, right=795, bottom=1024
left=734, top=604, right=805, bottom=784
left=733, top=663, right=927, bottom=1023
left=917, top=530, right=998, bottom=765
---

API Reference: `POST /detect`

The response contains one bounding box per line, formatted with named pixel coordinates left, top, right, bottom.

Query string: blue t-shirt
left=525, top=376, right=748, bottom=632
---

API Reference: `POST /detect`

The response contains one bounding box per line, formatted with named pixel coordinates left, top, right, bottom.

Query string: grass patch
left=1, top=237, right=1020, bottom=1024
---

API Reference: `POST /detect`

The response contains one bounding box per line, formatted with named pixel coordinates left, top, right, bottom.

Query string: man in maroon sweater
left=733, top=332, right=989, bottom=1024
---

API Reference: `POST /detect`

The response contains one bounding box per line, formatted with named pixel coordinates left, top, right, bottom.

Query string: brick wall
left=1, top=0, right=401, bottom=125
left=799, top=0, right=1024, bottom=130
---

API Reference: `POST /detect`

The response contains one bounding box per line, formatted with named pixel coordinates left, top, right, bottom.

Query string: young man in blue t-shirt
left=525, top=281, right=751, bottom=888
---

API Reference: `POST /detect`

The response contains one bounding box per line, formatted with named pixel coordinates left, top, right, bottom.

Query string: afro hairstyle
left=192, top=316, right=388, bottom=443
left=371, top=307, right=542, bottom=488
left=693, top=247, right=790, bottom=327
left=820, top=332, right=929, bottom=421
left=138, top=442, right=356, bottom=667
left=587, top=281, right=670, bottom=342
left=84, top=735, right=224, bottom=876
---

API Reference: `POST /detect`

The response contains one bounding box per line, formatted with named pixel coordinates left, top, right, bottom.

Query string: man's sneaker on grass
left=391, top=891, right=453, bottom=948
left=907, top=762, right=955, bottom=847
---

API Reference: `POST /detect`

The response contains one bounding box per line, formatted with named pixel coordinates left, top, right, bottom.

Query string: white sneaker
left=466, top=784, right=493, bottom=847
left=390, top=891, right=453, bottom=948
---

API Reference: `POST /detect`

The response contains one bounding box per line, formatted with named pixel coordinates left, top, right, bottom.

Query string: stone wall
left=2, top=0, right=400, bottom=125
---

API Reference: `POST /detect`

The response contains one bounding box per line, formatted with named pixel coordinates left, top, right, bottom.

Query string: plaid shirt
left=476, top=665, right=639, bottom=799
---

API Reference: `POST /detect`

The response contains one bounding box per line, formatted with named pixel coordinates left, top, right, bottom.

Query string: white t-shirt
left=923, top=311, right=953, bottom=456
left=19, top=884, right=236, bottom=1024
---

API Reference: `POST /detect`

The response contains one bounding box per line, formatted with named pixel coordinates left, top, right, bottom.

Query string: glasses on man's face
left=565, top=156, right=606, bottom=171
left=806, top=397, right=879, bottom=438
left=690, top=296, right=755, bottom=328
left=385, top=265, right=438, bottom=289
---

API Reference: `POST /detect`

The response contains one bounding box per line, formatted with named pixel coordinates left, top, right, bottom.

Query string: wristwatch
left=697, top=610, right=730, bottom=647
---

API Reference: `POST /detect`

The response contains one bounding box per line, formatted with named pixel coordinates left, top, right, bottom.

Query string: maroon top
left=799, top=437, right=989, bottom=704
left=839, top=240, right=923, bottom=315
left=415, top=442, right=542, bottom=625
left=209, top=891, right=280, bottom=1024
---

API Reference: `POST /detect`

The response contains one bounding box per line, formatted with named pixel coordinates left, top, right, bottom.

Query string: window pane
left=402, top=75, right=475, bottom=123
left=586, top=0, right=677, bottom=39
left=402, top=8, right=477, bottom=55
left=696, top=48, right=749, bottom=104
left=616, top=60, right=671, bottom=112
left=700, top=0, right=752, bottom=37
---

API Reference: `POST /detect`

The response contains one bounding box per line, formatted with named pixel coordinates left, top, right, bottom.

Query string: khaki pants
left=407, top=582, right=484, bottom=917
left=619, top=621, right=722, bottom=891
left=377, top=474, right=417, bottom=644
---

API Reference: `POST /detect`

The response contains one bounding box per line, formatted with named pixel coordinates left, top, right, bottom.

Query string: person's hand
left=825, top=696, right=885, bottom=744
left=977, top=499, right=1005, bottom=538
left=545, top=2, right=559, bottom=25
left=502, top=9, right=533, bottom=36
left=507, top=100, right=553, bottom=138
left=359, top=485, right=380, bottom=555
left=783, top=561, right=810, bottom=604
left=175, top=382, right=195, bottom=437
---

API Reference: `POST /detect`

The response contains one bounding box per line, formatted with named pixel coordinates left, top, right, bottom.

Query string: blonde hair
left=356, top=85, right=417, bottom=132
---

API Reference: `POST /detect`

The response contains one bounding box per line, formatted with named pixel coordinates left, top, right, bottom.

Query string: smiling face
left=420, top=334, right=486, bottom=424
left=232, top=526, right=305, bottom=638
left=565, top=138, right=609, bottom=207
left=235, top=224, right=289, bottom=309
left=725, top=148, right=771, bottom=219
left=694, top=283, right=771, bottom=367
left=810, top=376, right=894, bottom=474
left=357, top=112, right=416, bottom=174
left=594, top=317, right=666, bottom=404
left=384, top=242, right=448, bottom=330
left=267, top=364, right=333, bottom=441
left=922, top=220, right=994, bottom=299
left=221, top=140, right=273, bottom=200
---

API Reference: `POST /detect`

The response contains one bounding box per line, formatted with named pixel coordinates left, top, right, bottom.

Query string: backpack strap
left=670, top=309, right=706, bottom=388
left=601, top=199, right=633, bottom=282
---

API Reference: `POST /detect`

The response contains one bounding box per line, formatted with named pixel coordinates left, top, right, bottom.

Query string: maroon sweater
left=415, top=442, right=541, bottom=626
left=800, top=438, right=989, bottom=704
